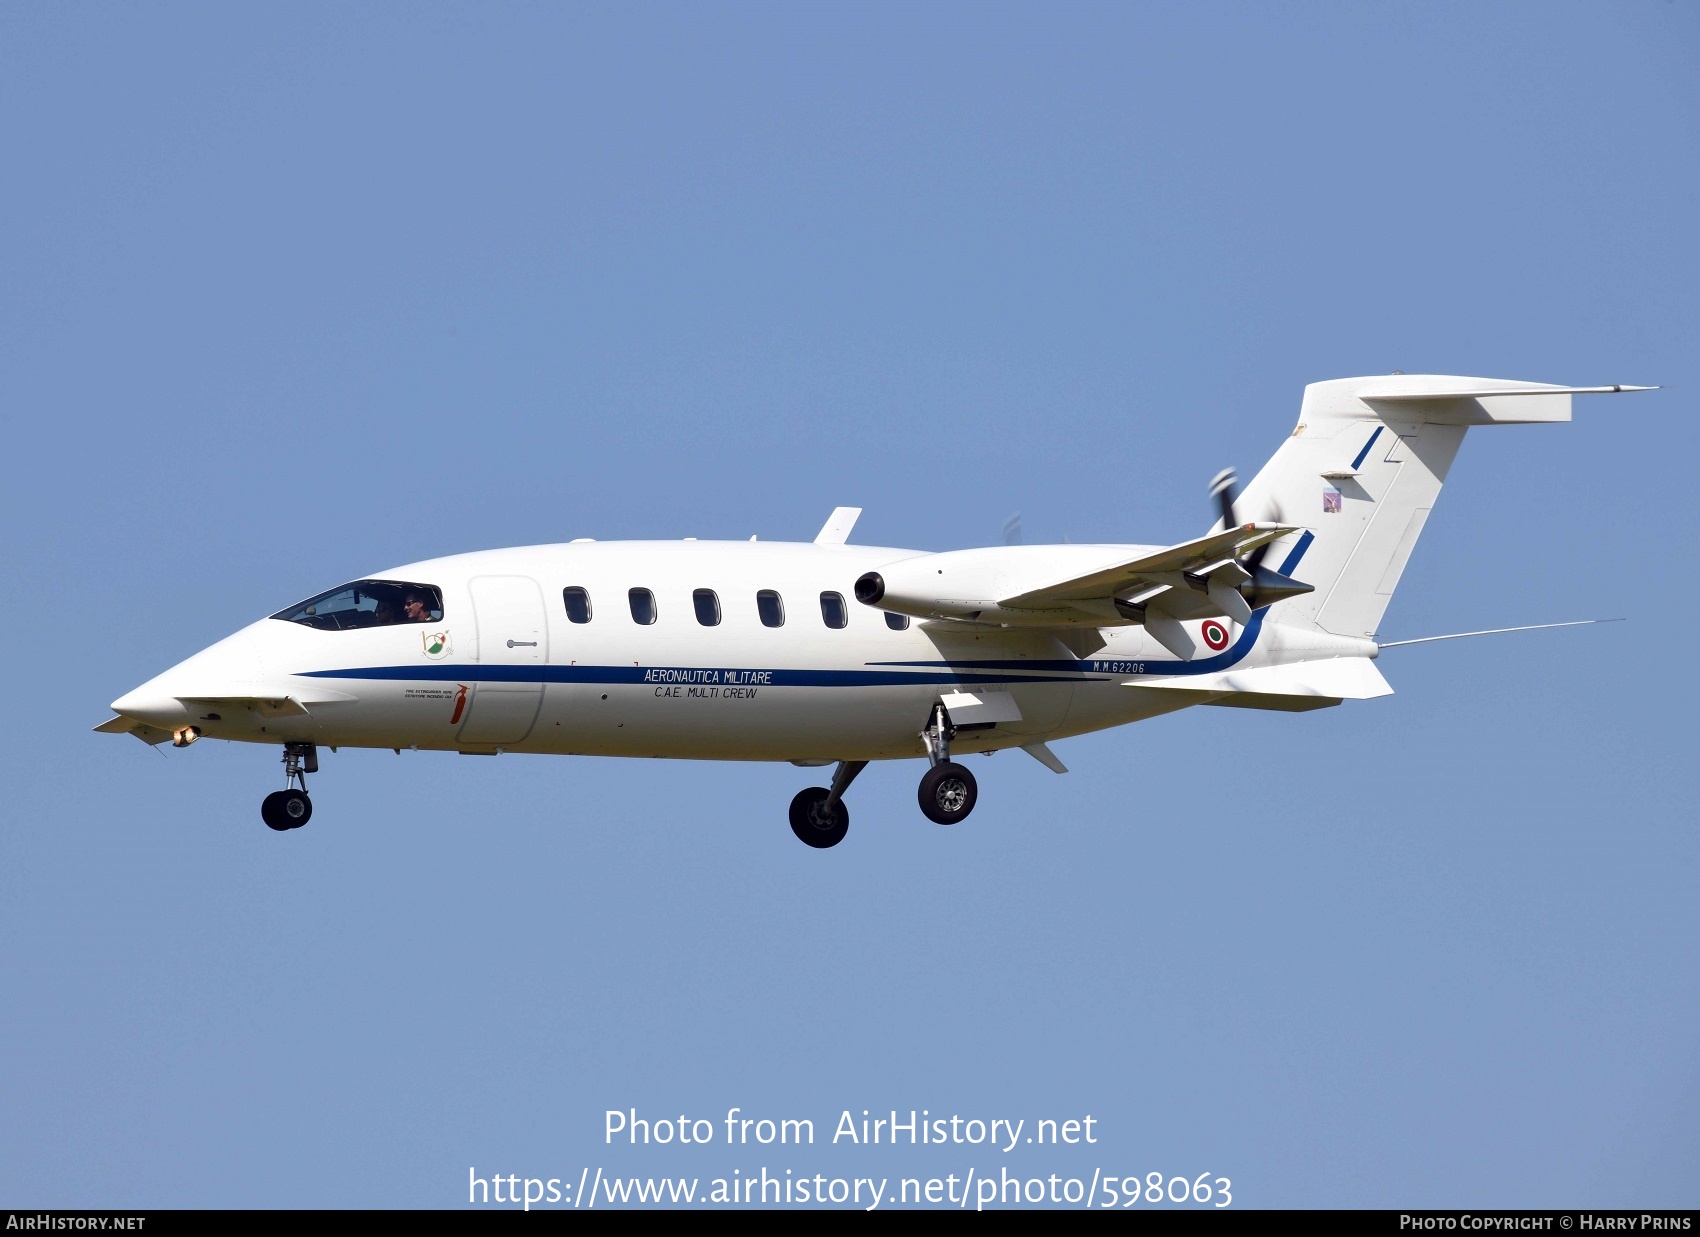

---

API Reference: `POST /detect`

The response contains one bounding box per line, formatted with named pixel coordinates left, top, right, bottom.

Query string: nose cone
left=110, top=683, right=193, bottom=727
left=109, top=629, right=269, bottom=725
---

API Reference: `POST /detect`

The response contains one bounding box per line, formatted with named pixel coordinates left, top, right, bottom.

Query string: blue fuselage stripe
left=299, top=664, right=1092, bottom=687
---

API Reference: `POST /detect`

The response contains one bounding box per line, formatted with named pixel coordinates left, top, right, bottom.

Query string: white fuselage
left=110, top=538, right=1360, bottom=765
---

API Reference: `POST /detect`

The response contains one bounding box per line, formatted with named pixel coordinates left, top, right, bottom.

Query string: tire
left=789, top=786, right=849, bottom=849
left=261, top=789, right=312, bottom=831
left=918, top=761, right=977, bottom=825
left=261, top=791, right=292, bottom=831
left=280, top=789, right=312, bottom=828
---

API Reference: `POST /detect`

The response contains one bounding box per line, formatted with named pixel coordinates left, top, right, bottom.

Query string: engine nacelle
left=854, top=543, right=1313, bottom=628
left=852, top=545, right=1145, bottom=627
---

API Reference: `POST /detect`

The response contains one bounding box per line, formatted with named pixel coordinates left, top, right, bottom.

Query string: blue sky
left=2, top=1, right=1695, bottom=1208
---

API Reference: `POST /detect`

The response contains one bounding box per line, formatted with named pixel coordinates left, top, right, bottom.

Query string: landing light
left=172, top=726, right=201, bottom=748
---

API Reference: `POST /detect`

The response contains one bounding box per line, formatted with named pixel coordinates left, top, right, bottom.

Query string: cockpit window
left=271, top=580, right=444, bottom=630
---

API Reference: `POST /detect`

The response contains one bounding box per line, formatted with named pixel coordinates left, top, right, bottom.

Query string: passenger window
left=885, top=612, right=910, bottom=631
left=629, top=588, right=657, bottom=625
left=562, top=587, right=592, bottom=624
left=820, top=591, right=848, bottom=629
left=693, top=588, right=721, bottom=626
left=757, top=590, right=785, bottom=628
left=271, top=580, right=443, bottom=631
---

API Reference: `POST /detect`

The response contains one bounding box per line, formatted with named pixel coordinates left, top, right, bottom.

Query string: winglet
left=814, top=507, right=862, bottom=545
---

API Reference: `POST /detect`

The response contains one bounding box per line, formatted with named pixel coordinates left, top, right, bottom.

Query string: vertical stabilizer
left=1228, top=375, right=1639, bottom=639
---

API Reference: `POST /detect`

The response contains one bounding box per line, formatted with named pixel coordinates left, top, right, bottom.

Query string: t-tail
left=1222, top=375, right=1651, bottom=640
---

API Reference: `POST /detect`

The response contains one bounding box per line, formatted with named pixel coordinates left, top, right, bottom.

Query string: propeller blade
left=1208, top=469, right=1297, bottom=605
left=1244, top=497, right=1285, bottom=573
left=1208, top=468, right=1238, bottom=532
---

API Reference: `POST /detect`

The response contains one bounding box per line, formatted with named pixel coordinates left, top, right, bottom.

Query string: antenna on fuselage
left=814, top=507, right=862, bottom=545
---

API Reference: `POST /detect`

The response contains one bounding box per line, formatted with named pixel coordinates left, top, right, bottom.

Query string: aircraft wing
left=999, top=523, right=1299, bottom=607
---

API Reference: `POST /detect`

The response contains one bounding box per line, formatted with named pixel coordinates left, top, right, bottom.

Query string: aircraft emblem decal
left=1201, top=620, right=1231, bottom=651
left=423, top=630, right=451, bottom=659
left=1322, top=489, right=1342, bottom=513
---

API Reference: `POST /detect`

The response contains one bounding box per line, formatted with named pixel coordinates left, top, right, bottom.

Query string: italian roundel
left=1201, top=620, right=1231, bottom=651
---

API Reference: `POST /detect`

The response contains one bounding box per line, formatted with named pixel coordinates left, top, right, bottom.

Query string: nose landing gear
left=261, top=789, right=311, bottom=831
left=261, top=743, right=316, bottom=832
left=918, top=703, right=977, bottom=826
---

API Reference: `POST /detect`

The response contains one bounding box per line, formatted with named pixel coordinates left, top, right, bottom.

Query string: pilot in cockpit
left=403, top=591, right=435, bottom=622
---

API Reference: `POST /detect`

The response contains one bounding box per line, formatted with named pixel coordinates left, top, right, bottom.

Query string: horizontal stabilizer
left=1359, top=384, right=1655, bottom=402
left=1129, top=656, right=1393, bottom=705
left=1349, top=377, right=1654, bottom=426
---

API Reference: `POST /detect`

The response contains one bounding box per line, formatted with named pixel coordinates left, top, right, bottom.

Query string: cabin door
left=458, top=575, right=548, bottom=746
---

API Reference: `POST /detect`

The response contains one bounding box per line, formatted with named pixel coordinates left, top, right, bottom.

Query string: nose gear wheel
left=261, top=789, right=312, bottom=831
left=262, top=743, right=317, bottom=831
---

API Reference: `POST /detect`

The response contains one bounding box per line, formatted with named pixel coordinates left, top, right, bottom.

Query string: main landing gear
left=790, top=760, right=866, bottom=849
left=261, top=742, right=316, bottom=832
left=918, top=702, right=977, bottom=826
left=788, top=705, right=982, bottom=848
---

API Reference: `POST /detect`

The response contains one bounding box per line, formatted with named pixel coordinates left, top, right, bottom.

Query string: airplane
left=99, top=373, right=1649, bottom=848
